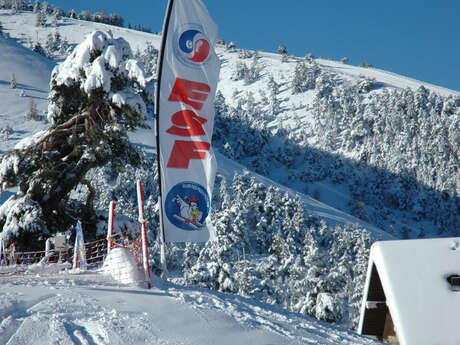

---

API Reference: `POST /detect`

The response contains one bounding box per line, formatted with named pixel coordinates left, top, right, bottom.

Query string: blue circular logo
left=165, top=182, right=210, bottom=231
left=175, top=25, right=211, bottom=66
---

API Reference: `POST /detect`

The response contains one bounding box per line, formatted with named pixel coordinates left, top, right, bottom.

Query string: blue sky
left=52, top=0, right=459, bottom=91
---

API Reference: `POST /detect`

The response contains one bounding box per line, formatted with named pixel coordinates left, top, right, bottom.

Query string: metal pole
left=137, top=179, right=152, bottom=289
left=155, top=0, right=175, bottom=278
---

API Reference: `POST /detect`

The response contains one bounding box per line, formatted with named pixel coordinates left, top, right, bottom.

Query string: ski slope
left=0, top=34, right=54, bottom=154
left=0, top=270, right=381, bottom=345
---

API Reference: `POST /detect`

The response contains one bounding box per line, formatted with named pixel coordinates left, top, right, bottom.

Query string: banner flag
left=156, top=0, right=220, bottom=242
left=73, top=220, right=87, bottom=270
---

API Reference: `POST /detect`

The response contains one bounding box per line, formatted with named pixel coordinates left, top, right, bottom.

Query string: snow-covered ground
left=0, top=268, right=381, bottom=345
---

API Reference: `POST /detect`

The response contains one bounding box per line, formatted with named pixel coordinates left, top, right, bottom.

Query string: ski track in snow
left=168, top=286, right=377, bottom=344
left=0, top=271, right=382, bottom=345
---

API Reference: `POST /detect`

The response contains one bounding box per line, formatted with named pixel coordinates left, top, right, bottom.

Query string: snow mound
left=102, top=247, right=145, bottom=286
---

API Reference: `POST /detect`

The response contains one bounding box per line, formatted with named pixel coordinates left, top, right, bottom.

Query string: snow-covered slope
left=0, top=10, right=392, bottom=240
left=0, top=34, right=54, bottom=153
left=0, top=10, right=456, bottom=100
left=0, top=11, right=162, bottom=58
left=3, top=8, right=458, bottom=240
left=0, top=271, right=380, bottom=345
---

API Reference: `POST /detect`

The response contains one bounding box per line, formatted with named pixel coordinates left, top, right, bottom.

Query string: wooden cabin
left=358, top=237, right=460, bottom=345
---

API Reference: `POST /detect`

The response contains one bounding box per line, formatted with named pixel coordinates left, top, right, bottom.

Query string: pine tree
left=32, top=0, right=39, bottom=12
left=10, top=73, right=16, bottom=89
left=41, top=0, right=47, bottom=13
left=278, top=44, right=288, bottom=62
left=0, top=0, right=11, bottom=9
left=219, top=178, right=231, bottom=210
left=35, top=10, right=46, bottom=27
left=51, top=11, right=57, bottom=27
left=11, top=0, right=24, bottom=13
left=32, top=41, right=46, bottom=56
left=26, top=98, right=38, bottom=120
left=0, top=31, right=150, bottom=245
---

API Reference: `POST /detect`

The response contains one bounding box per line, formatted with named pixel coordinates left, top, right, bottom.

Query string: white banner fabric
left=157, top=0, right=220, bottom=242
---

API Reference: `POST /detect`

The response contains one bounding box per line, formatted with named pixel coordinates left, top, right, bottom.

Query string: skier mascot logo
left=175, top=26, right=211, bottom=66
left=165, top=182, right=210, bottom=231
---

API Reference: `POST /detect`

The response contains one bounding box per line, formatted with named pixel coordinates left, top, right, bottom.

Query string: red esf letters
left=166, top=78, right=211, bottom=169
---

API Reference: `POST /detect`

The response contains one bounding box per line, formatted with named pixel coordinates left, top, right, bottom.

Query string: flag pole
left=155, top=0, right=175, bottom=277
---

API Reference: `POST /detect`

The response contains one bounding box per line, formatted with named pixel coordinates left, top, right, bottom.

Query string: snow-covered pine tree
left=51, top=11, right=57, bottom=27
left=32, top=0, right=39, bottom=12
left=0, top=0, right=11, bottom=9
left=12, top=0, right=25, bottom=12
left=41, top=0, right=47, bottom=13
left=79, top=10, right=91, bottom=21
left=0, top=31, right=150, bottom=248
left=219, top=177, right=231, bottom=210
left=134, top=42, right=158, bottom=78
left=35, top=9, right=46, bottom=26
left=278, top=44, right=288, bottom=62
left=231, top=61, right=248, bottom=82
left=292, top=60, right=320, bottom=94
left=10, top=73, right=16, bottom=89
left=26, top=98, right=38, bottom=120
left=267, top=74, right=280, bottom=116
left=226, top=41, right=236, bottom=52
left=32, top=41, right=46, bottom=56
left=44, top=31, right=62, bottom=57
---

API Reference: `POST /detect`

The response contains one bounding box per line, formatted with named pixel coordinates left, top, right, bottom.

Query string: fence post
left=107, top=201, right=115, bottom=255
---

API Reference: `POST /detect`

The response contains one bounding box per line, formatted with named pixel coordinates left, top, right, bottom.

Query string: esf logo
left=175, top=26, right=211, bottom=66
left=165, top=182, right=210, bottom=231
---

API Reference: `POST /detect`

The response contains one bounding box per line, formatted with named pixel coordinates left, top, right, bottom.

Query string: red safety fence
left=0, top=237, right=108, bottom=269
left=0, top=229, right=149, bottom=290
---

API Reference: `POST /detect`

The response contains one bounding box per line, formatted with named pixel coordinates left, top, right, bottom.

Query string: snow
left=102, top=248, right=145, bottom=286
left=51, top=30, right=134, bottom=95
left=318, top=58, right=459, bottom=98
left=0, top=194, right=44, bottom=241
left=359, top=237, right=460, bottom=345
left=0, top=269, right=381, bottom=345
left=0, top=34, right=53, bottom=153
left=14, top=130, right=48, bottom=150
left=83, top=56, right=113, bottom=93
left=124, top=59, right=146, bottom=88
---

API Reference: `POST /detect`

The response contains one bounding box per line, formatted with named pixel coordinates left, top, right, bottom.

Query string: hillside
left=2, top=10, right=458, bottom=241
left=0, top=33, right=54, bottom=153
left=0, top=9, right=391, bottom=239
